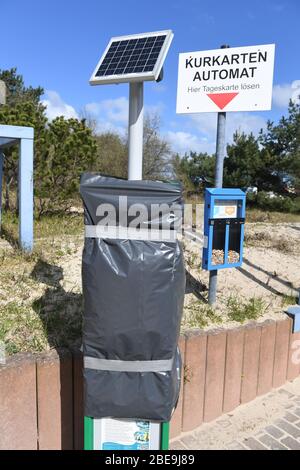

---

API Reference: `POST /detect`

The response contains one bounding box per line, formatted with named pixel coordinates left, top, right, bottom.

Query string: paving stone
left=243, top=437, right=268, bottom=450
left=216, top=418, right=232, bottom=429
left=293, top=407, right=300, bottom=417
left=265, top=425, right=285, bottom=439
left=180, top=434, right=202, bottom=450
left=259, top=434, right=288, bottom=450
left=278, top=389, right=295, bottom=398
left=281, top=436, right=300, bottom=450
left=170, top=440, right=187, bottom=450
left=275, top=419, right=300, bottom=439
left=284, top=403, right=295, bottom=410
left=170, top=377, right=300, bottom=451
left=284, top=412, right=299, bottom=423
left=226, top=441, right=247, bottom=450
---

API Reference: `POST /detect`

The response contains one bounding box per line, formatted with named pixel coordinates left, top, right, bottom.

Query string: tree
left=0, top=68, right=43, bottom=106
left=35, top=117, right=97, bottom=215
left=0, top=68, right=98, bottom=215
left=0, top=69, right=47, bottom=210
left=93, top=114, right=173, bottom=181
left=94, top=132, right=128, bottom=178
left=260, top=101, right=300, bottom=192
left=173, top=151, right=215, bottom=193
left=142, top=114, right=172, bottom=179
left=224, top=132, right=281, bottom=191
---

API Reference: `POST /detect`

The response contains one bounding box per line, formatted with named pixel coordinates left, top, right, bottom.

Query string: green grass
left=246, top=209, right=300, bottom=223
left=0, top=211, right=83, bottom=355
left=227, top=296, right=265, bottom=323
left=281, top=293, right=298, bottom=307
left=0, top=206, right=295, bottom=354
left=244, top=230, right=294, bottom=253
left=0, top=301, right=47, bottom=355
left=1, top=210, right=83, bottom=241
left=182, top=301, right=222, bottom=329
left=185, top=252, right=199, bottom=269
left=182, top=199, right=300, bottom=224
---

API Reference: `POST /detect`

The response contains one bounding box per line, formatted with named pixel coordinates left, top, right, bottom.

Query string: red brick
left=170, top=335, right=186, bottom=439
left=273, top=319, right=290, bottom=388
left=257, top=321, right=276, bottom=396
left=0, top=353, right=37, bottom=450
left=73, top=349, right=84, bottom=450
left=37, top=349, right=73, bottom=450
left=203, top=329, right=227, bottom=422
left=223, top=327, right=244, bottom=413
left=241, top=324, right=261, bottom=404
left=182, top=330, right=207, bottom=432
left=287, top=323, right=300, bottom=381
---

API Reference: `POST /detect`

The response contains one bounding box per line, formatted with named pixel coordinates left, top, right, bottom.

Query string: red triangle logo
left=207, top=92, right=239, bottom=110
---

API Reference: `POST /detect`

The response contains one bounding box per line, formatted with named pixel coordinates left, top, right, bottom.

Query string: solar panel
left=90, top=30, right=173, bottom=85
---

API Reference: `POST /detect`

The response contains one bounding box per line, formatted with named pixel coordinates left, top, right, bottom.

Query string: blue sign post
left=202, top=188, right=246, bottom=271
left=0, top=124, right=34, bottom=252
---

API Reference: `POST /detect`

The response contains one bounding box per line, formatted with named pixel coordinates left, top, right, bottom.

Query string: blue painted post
left=19, top=137, right=34, bottom=251
left=0, top=151, right=3, bottom=234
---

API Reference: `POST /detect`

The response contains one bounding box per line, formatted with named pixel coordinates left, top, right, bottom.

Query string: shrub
left=247, top=191, right=297, bottom=213
left=227, top=296, right=265, bottom=323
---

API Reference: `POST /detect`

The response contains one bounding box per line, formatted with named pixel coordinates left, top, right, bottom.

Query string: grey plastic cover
left=80, top=174, right=185, bottom=421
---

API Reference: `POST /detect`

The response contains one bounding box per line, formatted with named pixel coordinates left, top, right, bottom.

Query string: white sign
left=93, top=418, right=160, bottom=450
left=176, top=44, right=275, bottom=113
left=213, top=200, right=238, bottom=219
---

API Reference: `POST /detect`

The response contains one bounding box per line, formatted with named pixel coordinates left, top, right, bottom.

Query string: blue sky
left=1, top=0, right=300, bottom=154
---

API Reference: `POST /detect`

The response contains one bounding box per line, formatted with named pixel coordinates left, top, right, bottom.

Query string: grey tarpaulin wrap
left=80, top=173, right=185, bottom=421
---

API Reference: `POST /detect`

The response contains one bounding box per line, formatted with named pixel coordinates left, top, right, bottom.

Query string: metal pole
left=128, top=82, right=144, bottom=181
left=0, top=151, right=3, bottom=234
left=208, top=111, right=227, bottom=305
left=19, top=137, right=34, bottom=251
left=207, top=44, right=229, bottom=306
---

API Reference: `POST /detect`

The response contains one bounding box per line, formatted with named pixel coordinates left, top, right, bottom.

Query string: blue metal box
left=202, top=188, right=246, bottom=271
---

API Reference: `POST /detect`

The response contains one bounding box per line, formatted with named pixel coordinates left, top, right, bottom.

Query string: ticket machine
left=202, top=188, right=246, bottom=270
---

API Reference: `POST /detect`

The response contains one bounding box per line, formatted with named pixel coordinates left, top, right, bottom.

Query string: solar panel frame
left=89, top=30, right=174, bottom=85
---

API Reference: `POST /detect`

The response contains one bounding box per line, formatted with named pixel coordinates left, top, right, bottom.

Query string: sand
left=182, top=221, right=300, bottom=329
left=1, top=220, right=299, bottom=334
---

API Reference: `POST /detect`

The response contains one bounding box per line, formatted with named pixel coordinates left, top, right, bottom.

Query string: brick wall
left=0, top=317, right=299, bottom=449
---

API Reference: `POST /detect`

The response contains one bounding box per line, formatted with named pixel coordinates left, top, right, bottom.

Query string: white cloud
left=167, top=112, right=266, bottom=155
left=273, top=82, right=300, bottom=108
left=145, top=102, right=165, bottom=116
left=95, top=120, right=127, bottom=136
left=165, top=130, right=215, bottom=155
left=226, top=112, right=267, bottom=139
left=190, top=112, right=266, bottom=142
left=84, top=97, right=128, bottom=136
left=84, top=97, right=165, bottom=136
left=41, top=90, right=78, bottom=120
left=151, top=83, right=167, bottom=93
left=86, top=97, right=129, bottom=124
